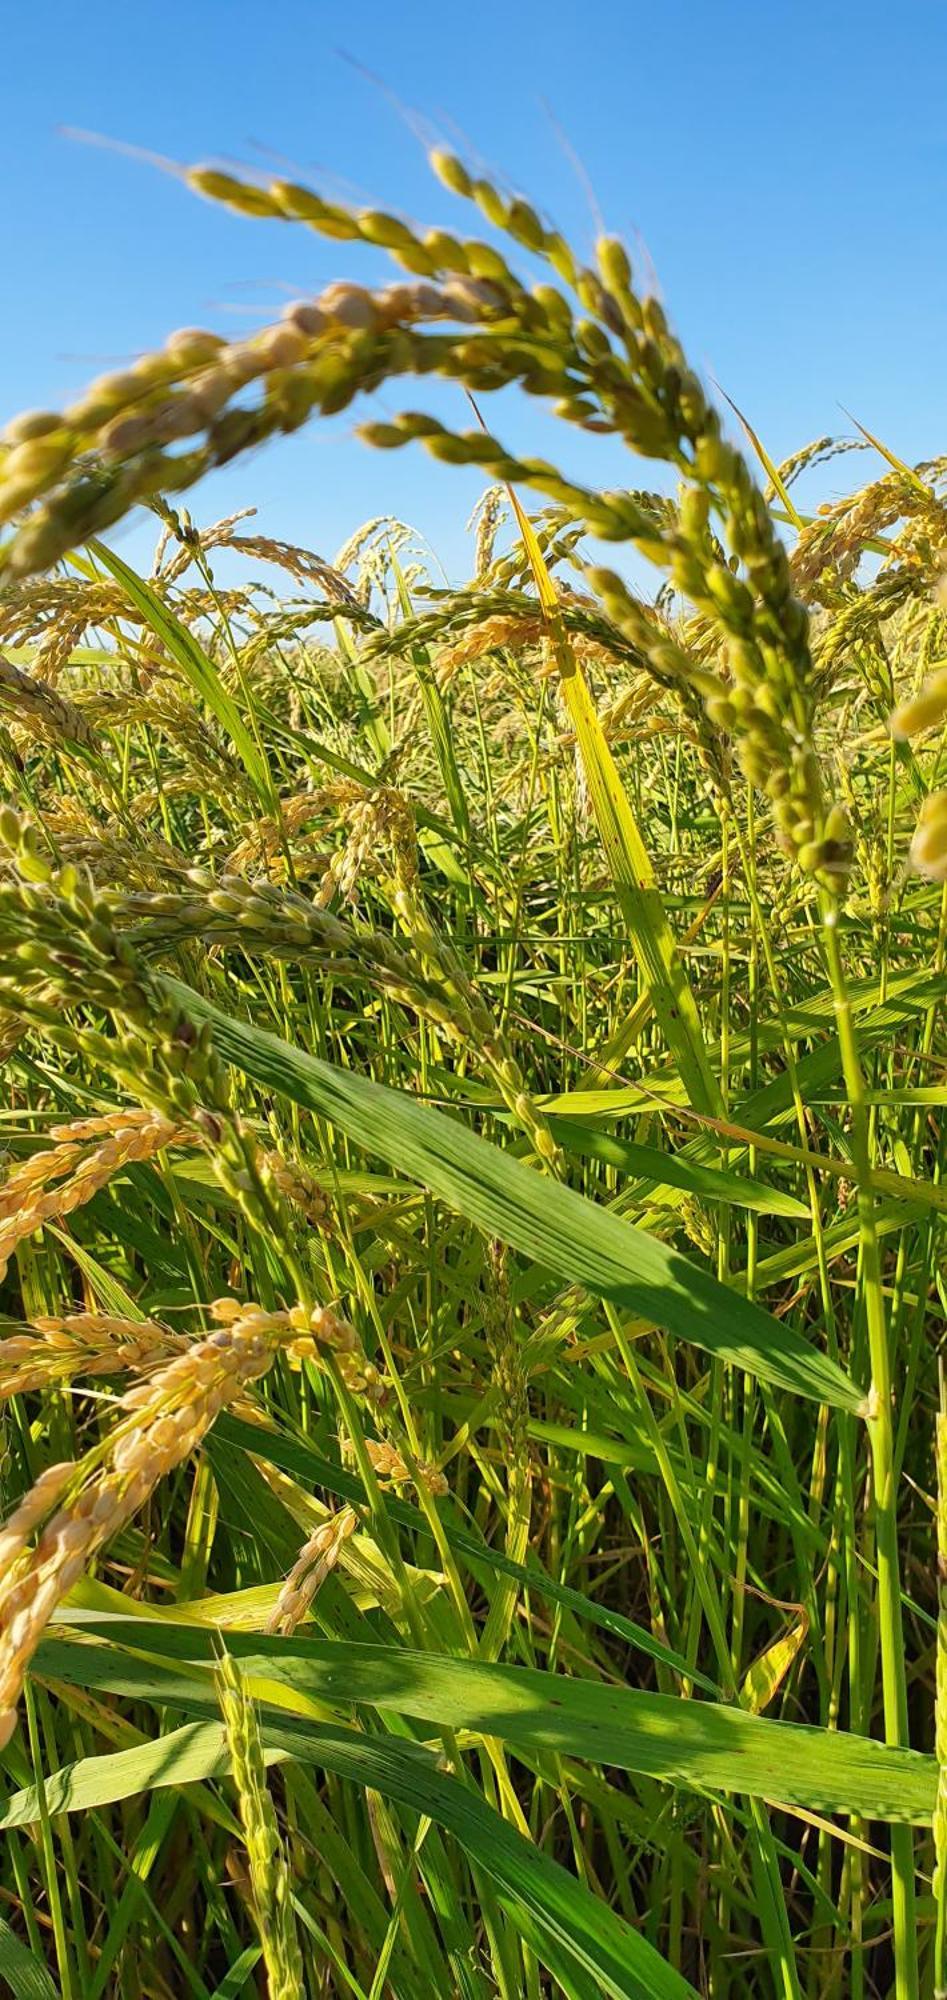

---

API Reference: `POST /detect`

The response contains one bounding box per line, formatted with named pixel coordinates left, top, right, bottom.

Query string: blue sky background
left=2, top=0, right=945, bottom=582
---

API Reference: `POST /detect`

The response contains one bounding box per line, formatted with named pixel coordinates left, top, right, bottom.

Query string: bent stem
left=821, top=898, right=917, bottom=1999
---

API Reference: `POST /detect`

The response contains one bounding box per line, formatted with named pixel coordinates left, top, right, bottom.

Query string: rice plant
left=0, top=144, right=946, bottom=1998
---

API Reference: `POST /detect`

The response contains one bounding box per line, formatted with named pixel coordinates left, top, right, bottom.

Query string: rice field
left=0, top=146, right=946, bottom=1998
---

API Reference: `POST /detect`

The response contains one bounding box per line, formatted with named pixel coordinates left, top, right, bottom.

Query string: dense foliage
left=1, top=149, right=946, bottom=1998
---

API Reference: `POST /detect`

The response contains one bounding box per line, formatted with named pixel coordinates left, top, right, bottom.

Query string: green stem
left=821, top=899, right=918, bottom=2000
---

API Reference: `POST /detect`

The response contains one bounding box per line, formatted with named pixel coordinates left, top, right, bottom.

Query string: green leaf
left=90, top=541, right=274, bottom=809
left=0, top=1918, right=60, bottom=2000
left=550, top=1119, right=810, bottom=1218
left=40, top=1618, right=934, bottom=1826
left=510, top=491, right=723, bottom=1120
left=208, top=1950, right=263, bottom=2000
left=389, top=547, right=472, bottom=848
left=166, top=976, right=863, bottom=1411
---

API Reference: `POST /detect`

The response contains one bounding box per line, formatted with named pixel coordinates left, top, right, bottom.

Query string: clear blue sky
left=3, top=0, right=945, bottom=581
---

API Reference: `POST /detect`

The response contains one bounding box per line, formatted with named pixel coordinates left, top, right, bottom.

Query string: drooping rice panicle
left=265, top=1505, right=358, bottom=1635
left=0, top=1300, right=323, bottom=1747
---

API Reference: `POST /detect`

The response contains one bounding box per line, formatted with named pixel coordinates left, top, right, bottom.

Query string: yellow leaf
left=741, top=1611, right=808, bottom=1714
